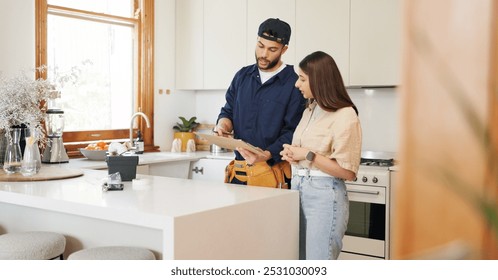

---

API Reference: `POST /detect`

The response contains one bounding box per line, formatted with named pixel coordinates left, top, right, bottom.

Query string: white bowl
left=79, top=148, right=108, bottom=161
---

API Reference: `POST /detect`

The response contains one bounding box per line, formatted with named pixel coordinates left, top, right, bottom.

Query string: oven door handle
left=347, top=190, right=380, bottom=195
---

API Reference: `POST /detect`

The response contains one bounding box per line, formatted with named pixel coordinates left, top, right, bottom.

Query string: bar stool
left=0, top=231, right=66, bottom=260
left=67, top=246, right=156, bottom=260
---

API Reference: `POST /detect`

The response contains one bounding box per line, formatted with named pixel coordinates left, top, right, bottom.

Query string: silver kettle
left=210, top=144, right=227, bottom=154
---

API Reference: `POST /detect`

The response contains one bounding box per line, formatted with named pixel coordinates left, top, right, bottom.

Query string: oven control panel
left=347, top=167, right=390, bottom=187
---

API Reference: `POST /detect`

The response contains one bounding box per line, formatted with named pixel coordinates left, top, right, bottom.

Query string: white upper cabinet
left=175, top=0, right=401, bottom=89
left=204, top=0, right=246, bottom=89
left=295, top=0, right=350, bottom=85
left=176, top=0, right=246, bottom=90
left=246, top=0, right=296, bottom=66
left=349, top=0, right=401, bottom=86
left=176, top=0, right=203, bottom=89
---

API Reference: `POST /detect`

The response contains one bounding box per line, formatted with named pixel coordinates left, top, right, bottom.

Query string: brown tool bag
left=224, top=160, right=291, bottom=189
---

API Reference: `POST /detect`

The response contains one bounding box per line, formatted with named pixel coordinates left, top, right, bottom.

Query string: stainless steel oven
left=339, top=165, right=392, bottom=260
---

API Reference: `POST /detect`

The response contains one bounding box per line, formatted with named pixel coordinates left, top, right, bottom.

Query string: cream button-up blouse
left=291, top=102, right=362, bottom=174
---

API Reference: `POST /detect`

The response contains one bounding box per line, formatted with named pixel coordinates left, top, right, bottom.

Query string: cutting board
left=0, top=167, right=84, bottom=182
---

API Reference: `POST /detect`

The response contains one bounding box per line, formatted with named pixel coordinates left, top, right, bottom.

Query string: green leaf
left=173, top=116, right=199, bottom=132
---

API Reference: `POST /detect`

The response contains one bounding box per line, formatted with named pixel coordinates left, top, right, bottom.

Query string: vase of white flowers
left=0, top=63, right=88, bottom=169
left=0, top=67, right=55, bottom=168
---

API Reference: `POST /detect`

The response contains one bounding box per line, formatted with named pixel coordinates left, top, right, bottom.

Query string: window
left=36, top=0, right=156, bottom=156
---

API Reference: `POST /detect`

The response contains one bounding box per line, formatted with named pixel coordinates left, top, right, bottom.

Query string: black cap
left=257, top=18, right=291, bottom=45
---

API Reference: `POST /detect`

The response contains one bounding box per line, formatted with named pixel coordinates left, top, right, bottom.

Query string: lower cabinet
left=137, top=161, right=193, bottom=179
left=136, top=165, right=150, bottom=175
left=136, top=158, right=233, bottom=181
left=189, top=158, right=232, bottom=182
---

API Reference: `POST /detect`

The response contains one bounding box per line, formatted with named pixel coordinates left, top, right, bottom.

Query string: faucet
left=129, top=112, right=151, bottom=150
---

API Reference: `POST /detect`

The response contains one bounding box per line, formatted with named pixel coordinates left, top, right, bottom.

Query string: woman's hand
left=281, top=144, right=357, bottom=181
left=280, top=144, right=307, bottom=164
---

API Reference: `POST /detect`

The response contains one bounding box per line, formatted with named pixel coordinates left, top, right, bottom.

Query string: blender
left=42, top=91, right=69, bottom=163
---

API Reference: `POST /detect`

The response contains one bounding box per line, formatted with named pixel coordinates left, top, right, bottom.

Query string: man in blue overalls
left=215, top=18, right=306, bottom=188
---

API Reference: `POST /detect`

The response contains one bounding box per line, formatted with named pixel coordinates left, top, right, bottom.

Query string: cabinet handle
left=347, top=190, right=380, bottom=195
left=192, top=166, right=204, bottom=174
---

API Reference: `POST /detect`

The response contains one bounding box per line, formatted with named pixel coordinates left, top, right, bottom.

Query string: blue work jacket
left=218, top=64, right=306, bottom=164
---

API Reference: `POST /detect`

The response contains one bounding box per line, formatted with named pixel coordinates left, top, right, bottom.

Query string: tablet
left=195, top=133, right=266, bottom=157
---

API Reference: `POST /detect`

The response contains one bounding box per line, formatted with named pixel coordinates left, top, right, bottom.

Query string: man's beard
left=255, top=53, right=281, bottom=70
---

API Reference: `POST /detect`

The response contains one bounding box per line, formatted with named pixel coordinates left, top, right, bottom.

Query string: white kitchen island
left=0, top=168, right=299, bottom=260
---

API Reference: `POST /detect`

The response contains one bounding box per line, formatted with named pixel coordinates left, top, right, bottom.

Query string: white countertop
left=389, top=165, right=400, bottom=172
left=58, top=151, right=235, bottom=170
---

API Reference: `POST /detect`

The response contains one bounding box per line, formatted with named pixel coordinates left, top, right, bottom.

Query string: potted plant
left=173, top=116, right=199, bottom=152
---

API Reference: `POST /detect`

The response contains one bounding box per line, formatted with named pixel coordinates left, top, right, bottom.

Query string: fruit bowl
left=79, top=148, right=108, bottom=161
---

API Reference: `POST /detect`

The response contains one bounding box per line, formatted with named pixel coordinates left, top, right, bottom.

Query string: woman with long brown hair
left=281, top=51, right=362, bottom=259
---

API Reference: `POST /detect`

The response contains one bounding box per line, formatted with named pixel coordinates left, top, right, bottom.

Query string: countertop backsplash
left=195, top=87, right=400, bottom=154
left=194, top=90, right=227, bottom=125
left=349, top=88, right=399, bottom=154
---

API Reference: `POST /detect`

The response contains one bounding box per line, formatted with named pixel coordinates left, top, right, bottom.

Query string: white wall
left=0, top=0, right=35, bottom=75
left=349, top=88, right=399, bottom=153
left=194, top=90, right=227, bottom=124
left=154, top=0, right=196, bottom=151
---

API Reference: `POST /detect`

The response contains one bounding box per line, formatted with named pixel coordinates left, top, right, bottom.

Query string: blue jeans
left=291, top=175, right=349, bottom=260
